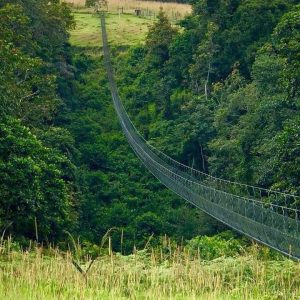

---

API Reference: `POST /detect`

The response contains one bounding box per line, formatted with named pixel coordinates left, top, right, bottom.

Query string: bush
left=186, top=231, right=246, bottom=260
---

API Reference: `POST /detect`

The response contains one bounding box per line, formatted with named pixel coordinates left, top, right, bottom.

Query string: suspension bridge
left=100, top=14, right=300, bottom=259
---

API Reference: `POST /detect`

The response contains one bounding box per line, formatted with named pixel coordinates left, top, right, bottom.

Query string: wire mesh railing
left=100, top=14, right=300, bottom=260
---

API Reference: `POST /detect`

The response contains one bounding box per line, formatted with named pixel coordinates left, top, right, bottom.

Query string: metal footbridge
left=100, top=14, right=300, bottom=259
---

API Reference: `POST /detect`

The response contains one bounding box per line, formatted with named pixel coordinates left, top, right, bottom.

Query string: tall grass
left=0, top=237, right=300, bottom=299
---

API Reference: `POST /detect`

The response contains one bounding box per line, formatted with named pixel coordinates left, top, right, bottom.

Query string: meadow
left=63, top=0, right=192, bottom=20
left=70, top=12, right=153, bottom=48
left=1, top=238, right=300, bottom=300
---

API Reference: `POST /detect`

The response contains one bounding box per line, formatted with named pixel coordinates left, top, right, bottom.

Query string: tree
left=189, top=21, right=219, bottom=96
left=0, top=118, right=77, bottom=241
left=145, top=9, right=178, bottom=67
left=0, top=2, right=74, bottom=127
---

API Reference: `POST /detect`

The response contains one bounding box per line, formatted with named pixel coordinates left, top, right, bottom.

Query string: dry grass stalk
left=0, top=242, right=299, bottom=299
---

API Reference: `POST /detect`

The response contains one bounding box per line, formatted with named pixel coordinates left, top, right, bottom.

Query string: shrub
left=186, top=231, right=245, bottom=260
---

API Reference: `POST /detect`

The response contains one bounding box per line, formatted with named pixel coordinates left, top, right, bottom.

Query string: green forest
left=1, top=0, right=300, bottom=298
left=1, top=0, right=300, bottom=253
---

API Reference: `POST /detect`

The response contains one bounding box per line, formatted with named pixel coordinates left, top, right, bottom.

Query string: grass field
left=63, top=0, right=192, bottom=20
left=70, top=12, right=153, bottom=48
left=1, top=243, right=300, bottom=300
left=105, top=0, right=191, bottom=20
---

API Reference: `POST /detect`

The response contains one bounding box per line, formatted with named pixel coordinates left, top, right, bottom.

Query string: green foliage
left=186, top=231, right=246, bottom=260
left=145, top=10, right=178, bottom=66
left=85, top=0, right=97, bottom=7
left=119, top=0, right=300, bottom=198
left=0, top=0, right=77, bottom=242
left=0, top=118, right=76, bottom=240
left=0, top=4, right=58, bottom=124
left=109, top=0, right=300, bottom=254
left=205, top=4, right=300, bottom=190
left=55, top=46, right=221, bottom=253
left=1, top=0, right=300, bottom=254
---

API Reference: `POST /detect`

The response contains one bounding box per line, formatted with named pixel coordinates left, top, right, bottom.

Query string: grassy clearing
left=0, top=243, right=300, bottom=300
left=63, top=0, right=192, bottom=20
left=107, top=0, right=191, bottom=20
left=70, top=12, right=153, bottom=48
